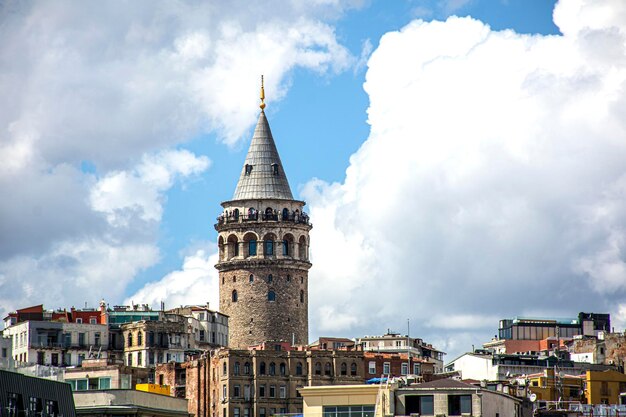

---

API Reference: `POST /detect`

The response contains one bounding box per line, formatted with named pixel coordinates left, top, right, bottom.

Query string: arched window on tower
left=245, top=164, right=253, bottom=175
left=233, top=208, right=239, bottom=220
left=249, top=239, right=257, bottom=256
left=267, top=274, right=273, bottom=283
left=282, top=208, right=289, bottom=220
left=232, top=290, right=238, bottom=302
left=268, top=290, right=276, bottom=302
left=271, top=163, right=279, bottom=176
left=249, top=274, right=254, bottom=283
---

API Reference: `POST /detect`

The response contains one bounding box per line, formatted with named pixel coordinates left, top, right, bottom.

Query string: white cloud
left=0, top=1, right=355, bottom=318
left=305, top=0, right=626, bottom=359
left=90, top=150, right=210, bottom=226
left=125, top=247, right=220, bottom=311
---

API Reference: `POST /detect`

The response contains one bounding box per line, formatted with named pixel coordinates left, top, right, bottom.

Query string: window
left=244, top=362, right=250, bottom=375
left=137, top=332, right=143, bottom=346
left=234, top=408, right=240, bottom=417
left=296, top=362, right=303, bottom=376
left=405, top=396, right=433, bottom=416
left=223, top=361, right=227, bottom=375
left=271, top=163, right=279, bottom=176
left=268, top=290, right=276, bottom=302
left=200, top=330, right=205, bottom=341
left=269, top=362, right=276, bottom=375
left=341, top=362, right=347, bottom=376
left=383, top=362, right=390, bottom=374
left=99, top=377, right=111, bottom=390
left=90, top=317, right=97, bottom=324
left=45, top=400, right=58, bottom=417
left=368, top=361, right=376, bottom=375
left=244, top=385, right=251, bottom=400
left=300, top=290, right=304, bottom=303
left=234, top=385, right=240, bottom=398
left=137, top=352, right=142, bottom=365
left=245, top=164, right=253, bottom=175
left=324, top=363, right=332, bottom=376
left=282, top=208, right=289, bottom=220
left=267, top=274, right=273, bottom=283
left=249, top=240, right=257, bottom=256
left=127, top=333, right=133, bottom=347
left=222, top=385, right=227, bottom=400
left=279, top=386, right=286, bottom=398
left=269, top=385, right=276, bottom=398
left=232, top=290, right=238, bottom=302
left=413, top=363, right=420, bottom=375
left=234, top=242, right=239, bottom=256
left=259, top=385, right=266, bottom=397
left=244, top=410, right=250, bottom=417
left=280, top=362, right=286, bottom=376
left=249, top=274, right=254, bottom=283
left=260, top=408, right=266, bottom=417
left=265, top=240, right=274, bottom=256
left=323, top=406, right=375, bottom=417
left=260, top=362, right=266, bottom=375
left=315, top=362, right=322, bottom=375
left=78, top=333, right=85, bottom=346
left=286, top=274, right=291, bottom=282
left=51, top=353, right=59, bottom=366
left=301, top=277, right=304, bottom=284
left=448, top=395, right=472, bottom=416
left=351, top=362, right=358, bottom=376
left=234, top=362, right=240, bottom=375
left=76, top=318, right=83, bottom=324
left=401, top=363, right=408, bottom=375
left=270, top=409, right=276, bottom=417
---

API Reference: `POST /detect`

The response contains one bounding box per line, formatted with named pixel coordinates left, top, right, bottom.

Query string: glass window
left=351, top=362, right=358, bottom=376
left=296, top=362, right=303, bottom=376
left=448, top=395, right=472, bottom=416
left=234, top=385, right=240, bottom=398
left=249, top=240, right=257, bottom=256
left=401, top=363, right=408, bottom=375
left=244, top=362, right=250, bottom=374
left=260, top=362, right=266, bottom=375
left=323, top=405, right=375, bottom=417
left=234, top=408, right=240, bottom=417
left=269, top=362, right=276, bottom=375
left=268, top=290, right=276, bottom=302
left=249, top=274, right=254, bottom=283
left=280, top=386, right=286, bottom=398
left=269, top=385, right=276, bottom=398
left=283, top=240, right=289, bottom=256
left=259, top=385, right=265, bottom=397
left=232, top=290, right=238, bottom=302
left=368, top=361, right=376, bottom=374
left=234, top=362, right=240, bottom=375
left=265, top=240, right=274, bottom=256
left=99, top=377, right=111, bottom=390
left=383, top=362, right=390, bottom=374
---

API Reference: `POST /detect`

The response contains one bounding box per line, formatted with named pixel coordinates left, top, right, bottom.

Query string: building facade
left=121, top=318, right=190, bottom=368
left=358, top=332, right=445, bottom=373
left=215, top=90, right=312, bottom=349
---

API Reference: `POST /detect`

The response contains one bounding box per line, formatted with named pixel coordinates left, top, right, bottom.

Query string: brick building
left=156, top=343, right=365, bottom=417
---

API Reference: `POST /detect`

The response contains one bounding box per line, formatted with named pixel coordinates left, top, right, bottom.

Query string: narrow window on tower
left=265, top=240, right=274, bottom=256
left=300, top=290, right=304, bottom=303
left=249, top=274, right=254, bottom=283
left=268, top=290, right=276, bottom=302
left=267, top=274, right=273, bottom=283
left=245, top=164, right=253, bottom=175
left=232, top=290, right=238, bottom=302
left=249, top=240, right=257, bottom=256
left=271, top=163, right=279, bottom=176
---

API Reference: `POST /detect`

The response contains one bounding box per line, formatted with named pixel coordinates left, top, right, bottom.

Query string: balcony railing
left=216, top=211, right=310, bottom=226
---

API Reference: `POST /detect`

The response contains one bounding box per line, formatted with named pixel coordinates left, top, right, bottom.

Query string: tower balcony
left=215, top=211, right=311, bottom=231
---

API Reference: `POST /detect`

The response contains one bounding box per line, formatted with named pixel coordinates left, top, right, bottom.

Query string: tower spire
left=260, top=75, right=266, bottom=110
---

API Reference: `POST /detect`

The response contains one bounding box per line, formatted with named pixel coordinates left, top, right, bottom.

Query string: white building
left=3, top=320, right=109, bottom=367
left=358, top=331, right=445, bottom=373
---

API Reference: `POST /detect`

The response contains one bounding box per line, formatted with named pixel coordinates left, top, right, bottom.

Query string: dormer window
left=271, top=163, right=279, bottom=176
left=245, top=164, right=253, bottom=175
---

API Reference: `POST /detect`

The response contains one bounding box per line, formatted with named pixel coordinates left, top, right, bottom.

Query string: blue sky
left=3, top=0, right=626, bottom=360
left=145, top=0, right=560, bottom=293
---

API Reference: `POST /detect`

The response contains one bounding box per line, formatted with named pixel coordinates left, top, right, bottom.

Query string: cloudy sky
left=2, top=0, right=626, bottom=360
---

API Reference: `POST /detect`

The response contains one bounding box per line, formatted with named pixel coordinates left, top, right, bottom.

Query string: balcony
left=216, top=211, right=311, bottom=228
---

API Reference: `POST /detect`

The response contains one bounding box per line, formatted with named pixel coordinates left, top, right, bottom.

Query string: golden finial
left=260, top=75, right=266, bottom=110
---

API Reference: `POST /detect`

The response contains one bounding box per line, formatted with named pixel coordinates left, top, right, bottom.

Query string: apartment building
left=358, top=332, right=445, bottom=373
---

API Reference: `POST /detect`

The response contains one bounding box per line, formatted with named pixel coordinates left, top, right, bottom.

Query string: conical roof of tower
left=232, top=110, right=294, bottom=200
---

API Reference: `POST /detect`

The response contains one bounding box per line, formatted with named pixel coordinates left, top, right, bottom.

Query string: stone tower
left=215, top=81, right=312, bottom=349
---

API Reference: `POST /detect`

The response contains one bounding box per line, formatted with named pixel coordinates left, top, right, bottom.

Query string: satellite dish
left=530, top=394, right=537, bottom=403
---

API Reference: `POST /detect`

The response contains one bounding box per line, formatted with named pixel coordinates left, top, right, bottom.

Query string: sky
left=2, top=0, right=626, bottom=361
